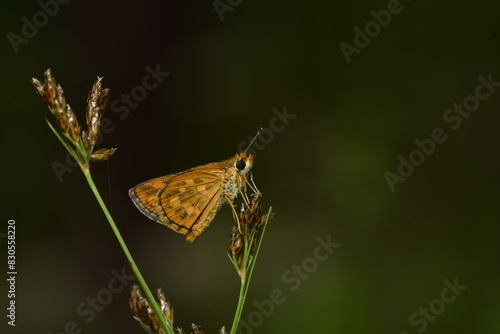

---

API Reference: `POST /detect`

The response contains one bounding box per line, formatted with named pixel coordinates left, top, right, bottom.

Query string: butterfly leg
left=224, top=192, right=244, bottom=233
left=244, top=172, right=260, bottom=195
left=238, top=173, right=261, bottom=209
left=237, top=175, right=256, bottom=206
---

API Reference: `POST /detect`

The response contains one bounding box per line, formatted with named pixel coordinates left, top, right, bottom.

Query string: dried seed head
left=176, top=325, right=223, bottom=334
left=32, top=78, right=49, bottom=105
left=86, top=77, right=108, bottom=146
left=239, top=192, right=263, bottom=236
left=130, top=285, right=174, bottom=333
left=45, top=68, right=57, bottom=103
left=32, top=69, right=58, bottom=110
left=90, top=148, right=117, bottom=162
left=190, top=324, right=204, bottom=334
left=80, top=131, right=90, bottom=152
left=99, top=88, right=110, bottom=111
left=229, top=192, right=266, bottom=279
left=129, top=285, right=146, bottom=317
left=54, top=103, right=69, bottom=134
left=86, top=78, right=101, bottom=124
left=56, top=84, right=67, bottom=111
left=157, top=288, right=174, bottom=326
left=34, top=69, right=116, bottom=168
left=65, top=104, right=80, bottom=146
left=33, top=69, right=82, bottom=147
left=229, top=227, right=244, bottom=271
left=229, top=227, right=244, bottom=257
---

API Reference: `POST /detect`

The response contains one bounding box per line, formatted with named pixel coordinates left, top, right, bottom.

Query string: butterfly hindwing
left=128, top=175, right=175, bottom=224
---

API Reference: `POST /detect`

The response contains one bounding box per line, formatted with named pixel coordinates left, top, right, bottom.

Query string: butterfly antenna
left=244, top=127, right=263, bottom=153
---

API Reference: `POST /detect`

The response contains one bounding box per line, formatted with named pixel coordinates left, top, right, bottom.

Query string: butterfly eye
left=235, top=159, right=246, bottom=170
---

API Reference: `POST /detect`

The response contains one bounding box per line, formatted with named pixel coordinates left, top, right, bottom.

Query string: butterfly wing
left=129, top=170, right=224, bottom=242
left=158, top=172, right=224, bottom=242
left=129, top=174, right=176, bottom=224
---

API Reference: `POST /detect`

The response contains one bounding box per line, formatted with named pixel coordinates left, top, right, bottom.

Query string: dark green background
left=2, top=1, right=500, bottom=333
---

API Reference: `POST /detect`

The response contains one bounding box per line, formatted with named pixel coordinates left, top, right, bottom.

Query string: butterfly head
left=233, top=127, right=261, bottom=175
left=234, top=152, right=254, bottom=175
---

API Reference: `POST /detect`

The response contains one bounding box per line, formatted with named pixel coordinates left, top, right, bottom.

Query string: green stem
left=229, top=207, right=272, bottom=334
left=230, top=281, right=248, bottom=334
left=83, top=170, right=174, bottom=334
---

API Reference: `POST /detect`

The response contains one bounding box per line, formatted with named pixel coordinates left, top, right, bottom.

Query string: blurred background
left=1, top=1, right=500, bottom=333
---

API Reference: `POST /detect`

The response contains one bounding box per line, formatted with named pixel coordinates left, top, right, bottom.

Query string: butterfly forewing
left=157, top=172, right=224, bottom=241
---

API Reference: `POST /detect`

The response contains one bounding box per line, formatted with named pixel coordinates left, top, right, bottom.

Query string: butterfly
left=129, top=132, right=261, bottom=242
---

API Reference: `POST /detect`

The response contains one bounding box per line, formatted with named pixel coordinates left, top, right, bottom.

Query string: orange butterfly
left=129, top=133, right=260, bottom=242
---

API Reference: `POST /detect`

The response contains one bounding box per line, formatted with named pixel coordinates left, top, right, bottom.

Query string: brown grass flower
left=229, top=192, right=268, bottom=281
left=175, top=324, right=227, bottom=334
left=32, top=69, right=115, bottom=172
left=130, top=285, right=174, bottom=333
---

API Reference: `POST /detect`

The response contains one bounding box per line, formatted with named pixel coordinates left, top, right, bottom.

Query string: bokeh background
left=2, top=1, right=500, bottom=333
